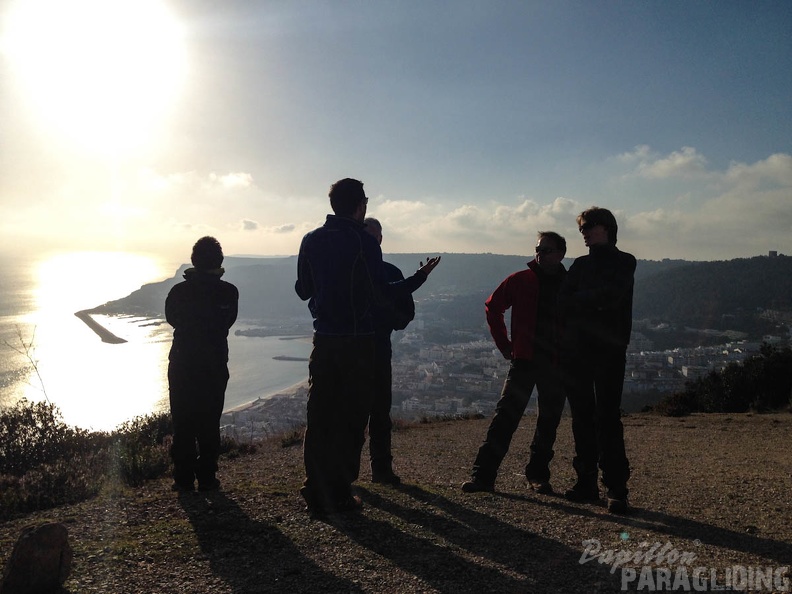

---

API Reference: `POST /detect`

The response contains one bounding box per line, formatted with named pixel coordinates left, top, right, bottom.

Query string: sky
left=0, top=0, right=790, bottom=264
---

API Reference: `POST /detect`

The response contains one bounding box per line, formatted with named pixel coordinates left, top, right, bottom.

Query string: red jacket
left=485, top=260, right=564, bottom=361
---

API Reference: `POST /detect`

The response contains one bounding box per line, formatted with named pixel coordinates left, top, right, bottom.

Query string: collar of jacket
left=527, top=258, right=566, bottom=277
left=183, top=267, right=225, bottom=280
left=324, top=214, right=366, bottom=230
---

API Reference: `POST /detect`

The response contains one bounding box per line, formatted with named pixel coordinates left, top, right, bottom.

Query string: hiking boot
left=461, top=480, right=494, bottom=493
left=198, top=478, right=221, bottom=492
left=332, top=494, right=363, bottom=513
left=527, top=480, right=553, bottom=495
left=607, top=496, right=631, bottom=514
left=171, top=481, right=195, bottom=493
left=564, top=483, right=600, bottom=502
left=372, top=470, right=402, bottom=486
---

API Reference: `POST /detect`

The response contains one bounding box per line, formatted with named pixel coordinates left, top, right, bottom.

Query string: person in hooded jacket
left=166, top=236, right=238, bottom=492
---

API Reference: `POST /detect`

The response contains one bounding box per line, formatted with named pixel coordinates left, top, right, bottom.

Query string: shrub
left=656, top=344, right=792, bottom=416
left=111, top=412, right=173, bottom=487
left=0, top=399, right=111, bottom=518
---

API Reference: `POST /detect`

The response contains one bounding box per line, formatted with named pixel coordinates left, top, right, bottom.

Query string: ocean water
left=0, top=251, right=310, bottom=431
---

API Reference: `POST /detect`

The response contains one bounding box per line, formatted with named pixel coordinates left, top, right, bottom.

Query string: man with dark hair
left=560, top=206, right=636, bottom=513
left=363, top=217, right=416, bottom=485
left=295, top=178, right=440, bottom=516
left=462, top=231, right=567, bottom=494
left=166, top=236, right=239, bottom=492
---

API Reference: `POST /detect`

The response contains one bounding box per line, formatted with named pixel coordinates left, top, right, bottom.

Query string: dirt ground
left=2, top=411, right=791, bottom=593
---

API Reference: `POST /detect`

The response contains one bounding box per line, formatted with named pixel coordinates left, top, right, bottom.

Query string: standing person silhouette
left=295, top=178, right=440, bottom=516
left=166, top=236, right=238, bottom=492
left=363, top=217, right=417, bottom=485
left=462, top=232, right=567, bottom=494
left=560, top=207, right=636, bottom=514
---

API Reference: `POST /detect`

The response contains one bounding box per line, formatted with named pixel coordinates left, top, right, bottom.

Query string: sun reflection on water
left=21, top=251, right=176, bottom=431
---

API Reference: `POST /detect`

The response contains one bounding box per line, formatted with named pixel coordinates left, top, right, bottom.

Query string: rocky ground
left=2, top=412, right=791, bottom=593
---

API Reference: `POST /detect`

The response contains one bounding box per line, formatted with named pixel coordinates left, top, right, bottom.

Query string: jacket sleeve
left=295, top=236, right=314, bottom=302
left=485, top=277, right=512, bottom=356
left=384, top=263, right=415, bottom=331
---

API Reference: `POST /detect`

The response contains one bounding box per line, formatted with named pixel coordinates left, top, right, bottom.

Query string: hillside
left=632, top=255, right=792, bottom=325
left=91, top=253, right=792, bottom=343
left=2, top=412, right=790, bottom=593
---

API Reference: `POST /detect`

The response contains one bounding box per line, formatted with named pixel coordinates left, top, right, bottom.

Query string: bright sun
left=1, top=0, right=186, bottom=156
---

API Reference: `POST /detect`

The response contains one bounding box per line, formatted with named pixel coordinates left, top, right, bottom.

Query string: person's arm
left=485, top=278, right=513, bottom=359
left=383, top=263, right=415, bottom=331
left=223, top=285, right=239, bottom=330
left=294, top=237, right=314, bottom=302
left=165, top=285, right=185, bottom=329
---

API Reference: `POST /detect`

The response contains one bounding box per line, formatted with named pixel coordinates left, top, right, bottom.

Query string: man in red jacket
left=462, top=231, right=567, bottom=494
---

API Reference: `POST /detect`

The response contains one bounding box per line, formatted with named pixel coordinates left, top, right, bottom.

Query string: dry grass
left=2, top=412, right=791, bottom=593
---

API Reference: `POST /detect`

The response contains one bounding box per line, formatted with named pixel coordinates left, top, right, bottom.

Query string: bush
left=656, top=344, right=792, bottom=416
left=0, top=399, right=112, bottom=518
left=111, top=412, right=173, bottom=487
left=0, top=401, right=256, bottom=517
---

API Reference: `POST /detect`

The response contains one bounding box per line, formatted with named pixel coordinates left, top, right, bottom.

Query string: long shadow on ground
left=337, top=485, right=624, bottom=594
left=500, top=491, right=792, bottom=566
left=179, top=491, right=362, bottom=594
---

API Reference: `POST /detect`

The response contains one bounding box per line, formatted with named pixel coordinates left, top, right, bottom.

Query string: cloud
left=619, top=151, right=792, bottom=259
left=210, top=172, right=254, bottom=189
left=241, top=219, right=259, bottom=231
left=618, top=145, right=709, bottom=180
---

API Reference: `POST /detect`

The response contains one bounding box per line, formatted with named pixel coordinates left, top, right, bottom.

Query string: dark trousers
left=302, top=334, right=375, bottom=509
left=566, top=344, right=631, bottom=497
left=471, top=359, right=566, bottom=486
left=168, top=358, right=228, bottom=486
left=368, top=352, right=394, bottom=473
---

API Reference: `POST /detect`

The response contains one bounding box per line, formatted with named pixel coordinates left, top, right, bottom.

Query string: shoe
left=528, top=480, right=553, bottom=495
left=171, top=481, right=195, bottom=493
left=564, top=483, right=600, bottom=502
left=461, top=480, right=494, bottom=493
left=372, top=471, right=401, bottom=486
left=332, top=494, right=363, bottom=513
left=198, top=478, right=221, bottom=492
left=607, top=497, right=631, bottom=514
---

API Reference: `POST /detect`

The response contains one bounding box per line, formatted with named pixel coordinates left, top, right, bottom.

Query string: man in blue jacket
left=295, top=178, right=440, bottom=516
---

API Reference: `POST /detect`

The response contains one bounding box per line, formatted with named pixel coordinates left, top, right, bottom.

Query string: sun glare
left=2, top=0, right=186, bottom=156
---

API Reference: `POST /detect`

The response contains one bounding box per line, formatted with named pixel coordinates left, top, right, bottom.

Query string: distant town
left=221, top=311, right=791, bottom=441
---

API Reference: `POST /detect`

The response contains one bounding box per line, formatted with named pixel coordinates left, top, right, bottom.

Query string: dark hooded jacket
left=166, top=268, right=239, bottom=363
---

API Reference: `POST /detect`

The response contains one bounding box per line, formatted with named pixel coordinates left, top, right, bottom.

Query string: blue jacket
left=295, top=215, right=425, bottom=336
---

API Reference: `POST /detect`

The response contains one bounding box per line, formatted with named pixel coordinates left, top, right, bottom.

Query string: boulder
left=1, top=523, right=72, bottom=594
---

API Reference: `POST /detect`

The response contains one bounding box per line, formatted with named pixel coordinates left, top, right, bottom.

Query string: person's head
left=191, top=236, right=224, bottom=270
left=535, top=231, right=566, bottom=272
left=363, top=217, right=383, bottom=245
left=329, top=178, right=367, bottom=221
left=577, top=206, right=618, bottom=247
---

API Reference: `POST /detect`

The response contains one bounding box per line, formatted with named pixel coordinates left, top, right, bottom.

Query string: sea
left=0, top=251, right=311, bottom=432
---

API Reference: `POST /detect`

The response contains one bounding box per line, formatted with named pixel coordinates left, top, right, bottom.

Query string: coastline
left=225, top=378, right=309, bottom=414
left=74, top=310, right=127, bottom=344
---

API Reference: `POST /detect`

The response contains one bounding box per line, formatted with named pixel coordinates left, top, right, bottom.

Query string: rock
left=1, top=523, right=72, bottom=594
